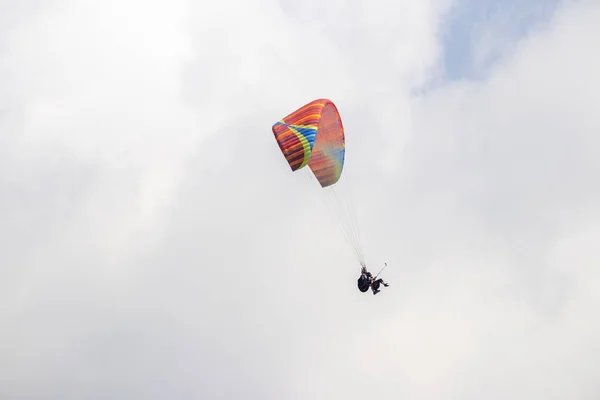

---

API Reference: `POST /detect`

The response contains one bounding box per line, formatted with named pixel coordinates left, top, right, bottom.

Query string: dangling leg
left=371, top=280, right=381, bottom=294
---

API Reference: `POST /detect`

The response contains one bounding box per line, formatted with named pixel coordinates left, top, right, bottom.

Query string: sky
left=0, top=0, right=599, bottom=398
left=440, top=0, right=561, bottom=80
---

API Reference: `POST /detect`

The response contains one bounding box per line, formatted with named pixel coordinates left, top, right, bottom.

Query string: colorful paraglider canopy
left=272, top=98, right=345, bottom=188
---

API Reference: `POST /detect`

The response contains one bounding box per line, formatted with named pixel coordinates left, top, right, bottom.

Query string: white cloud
left=366, top=0, right=600, bottom=397
left=1, top=0, right=599, bottom=398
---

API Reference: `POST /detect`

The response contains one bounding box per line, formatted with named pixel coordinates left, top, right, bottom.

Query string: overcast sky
left=1, top=0, right=599, bottom=398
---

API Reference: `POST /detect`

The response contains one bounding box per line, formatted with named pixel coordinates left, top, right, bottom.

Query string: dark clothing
left=371, top=278, right=385, bottom=291
left=357, top=274, right=371, bottom=292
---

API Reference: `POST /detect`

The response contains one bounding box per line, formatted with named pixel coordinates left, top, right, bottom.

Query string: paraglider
left=271, top=98, right=389, bottom=294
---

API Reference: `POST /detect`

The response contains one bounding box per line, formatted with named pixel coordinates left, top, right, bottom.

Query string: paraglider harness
left=357, top=266, right=372, bottom=292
